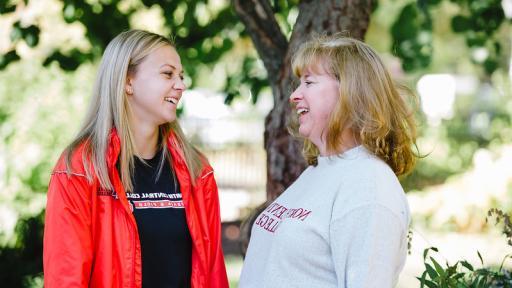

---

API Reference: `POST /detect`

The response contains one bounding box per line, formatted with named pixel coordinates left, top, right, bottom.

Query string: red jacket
left=43, top=130, right=229, bottom=287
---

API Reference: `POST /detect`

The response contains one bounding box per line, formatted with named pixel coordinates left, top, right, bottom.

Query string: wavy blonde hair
left=65, top=29, right=204, bottom=191
left=290, top=34, right=418, bottom=176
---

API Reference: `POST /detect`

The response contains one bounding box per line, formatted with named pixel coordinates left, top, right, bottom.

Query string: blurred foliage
left=418, top=247, right=512, bottom=287
left=391, top=0, right=509, bottom=75
left=0, top=211, right=44, bottom=287
left=0, top=0, right=275, bottom=104
left=402, top=74, right=512, bottom=191
left=416, top=209, right=512, bottom=287
left=391, top=2, right=434, bottom=71
left=402, top=79, right=512, bottom=191
left=1, top=0, right=508, bottom=99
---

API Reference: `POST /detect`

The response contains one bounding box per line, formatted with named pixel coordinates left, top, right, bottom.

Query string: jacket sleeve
left=202, top=171, right=229, bottom=288
left=43, top=171, right=94, bottom=288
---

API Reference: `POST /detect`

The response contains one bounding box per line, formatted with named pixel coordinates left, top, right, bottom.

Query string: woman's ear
left=125, top=78, right=134, bottom=95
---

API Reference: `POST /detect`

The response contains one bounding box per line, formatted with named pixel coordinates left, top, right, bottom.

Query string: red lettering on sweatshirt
left=255, top=202, right=312, bottom=233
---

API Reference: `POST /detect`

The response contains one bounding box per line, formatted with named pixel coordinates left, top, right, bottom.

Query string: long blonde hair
left=65, top=29, right=204, bottom=191
left=290, top=34, right=418, bottom=176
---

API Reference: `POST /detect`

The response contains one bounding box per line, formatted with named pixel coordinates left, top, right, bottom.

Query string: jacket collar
left=106, top=129, right=122, bottom=170
left=106, top=128, right=188, bottom=171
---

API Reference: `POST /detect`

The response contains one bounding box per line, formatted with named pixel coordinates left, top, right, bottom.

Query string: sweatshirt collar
left=317, top=145, right=367, bottom=166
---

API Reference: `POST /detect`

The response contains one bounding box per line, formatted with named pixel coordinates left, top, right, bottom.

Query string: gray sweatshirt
left=239, top=146, right=410, bottom=288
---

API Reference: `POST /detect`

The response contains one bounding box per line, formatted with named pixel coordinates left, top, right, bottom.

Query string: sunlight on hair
left=417, top=74, right=456, bottom=126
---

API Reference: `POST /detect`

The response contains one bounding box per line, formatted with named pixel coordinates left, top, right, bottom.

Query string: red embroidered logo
left=97, top=189, right=118, bottom=199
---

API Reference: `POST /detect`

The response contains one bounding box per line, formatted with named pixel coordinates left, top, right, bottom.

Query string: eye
left=304, top=80, right=313, bottom=86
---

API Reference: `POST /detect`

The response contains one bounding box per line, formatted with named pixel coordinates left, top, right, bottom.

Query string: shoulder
left=197, top=162, right=215, bottom=186
left=47, top=143, right=96, bottom=204
left=333, top=148, right=408, bottom=220
left=342, top=147, right=400, bottom=190
left=52, top=142, right=90, bottom=179
left=344, top=146, right=394, bottom=177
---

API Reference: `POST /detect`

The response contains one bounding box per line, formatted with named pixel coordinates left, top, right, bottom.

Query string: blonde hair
left=65, top=29, right=204, bottom=191
left=290, top=34, right=418, bottom=176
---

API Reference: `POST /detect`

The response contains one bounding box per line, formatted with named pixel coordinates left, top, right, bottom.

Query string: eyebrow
left=160, top=64, right=183, bottom=74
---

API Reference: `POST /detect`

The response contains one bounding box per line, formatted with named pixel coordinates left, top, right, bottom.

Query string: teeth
left=164, top=97, right=178, bottom=104
left=297, top=108, right=309, bottom=115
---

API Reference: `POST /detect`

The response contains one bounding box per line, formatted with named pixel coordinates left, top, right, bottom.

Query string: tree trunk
left=233, top=0, right=373, bottom=200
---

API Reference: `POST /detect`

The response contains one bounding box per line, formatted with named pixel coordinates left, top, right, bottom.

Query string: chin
left=298, top=128, right=310, bottom=139
left=157, top=117, right=176, bottom=125
left=164, top=113, right=177, bottom=122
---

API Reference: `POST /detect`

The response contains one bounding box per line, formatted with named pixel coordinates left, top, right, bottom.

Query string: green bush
left=417, top=208, right=512, bottom=287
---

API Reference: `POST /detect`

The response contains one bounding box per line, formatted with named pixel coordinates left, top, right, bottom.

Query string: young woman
left=43, top=30, right=228, bottom=288
left=239, top=35, right=417, bottom=287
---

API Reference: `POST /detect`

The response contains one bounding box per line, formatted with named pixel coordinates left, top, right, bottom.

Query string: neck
left=131, top=122, right=159, bottom=159
left=317, top=128, right=359, bottom=156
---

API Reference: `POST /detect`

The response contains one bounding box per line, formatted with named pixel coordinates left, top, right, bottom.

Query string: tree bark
left=234, top=0, right=373, bottom=201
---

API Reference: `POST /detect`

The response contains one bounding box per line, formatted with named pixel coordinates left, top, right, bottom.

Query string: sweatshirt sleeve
left=202, top=171, right=229, bottom=288
left=43, top=171, right=94, bottom=288
left=329, top=204, right=406, bottom=288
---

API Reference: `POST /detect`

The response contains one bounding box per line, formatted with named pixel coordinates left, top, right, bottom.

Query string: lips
left=297, top=108, right=309, bottom=115
left=164, top=97, right=179, bottom=105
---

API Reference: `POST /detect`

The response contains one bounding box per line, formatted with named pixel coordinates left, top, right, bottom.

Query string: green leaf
left=391, top=4, right=420, bottom=40
left=417, top=271, right=428, bottom=288
left=451, top=15, right=470, bottom=32
left=0, top=1, right=16, bottom=13
left=10, top=22, right=22, bottom=42
left=0, top=50, right=20, bottom=70
left=483, top=58, right=498, bottom=75
left=426, top=263, right=439, bottom=280
left=476, top=274, right=488, bottom=287
left=452, top=272, right=465, bottom=280
left=23, top=25, right=40, bottom=47
left=498, top=253, right=512, bottom=271
left=423, top=247, right=438, bottom=260
left=427, top=0, right=442, bottom=5
left=424, top=279, right=438, bottom=288
left=430, top=257, right=446, bottom=277
left=461, top=260, right=474, bottom=271
left=42, top=49, right=92, bottom=71
left=477, top=251, right=484, bottom=266
left=465, top=32, right=487, bottom=47
left=494, top=41, right=502, bottom=54
left=445, top=263, right=458, bottom=277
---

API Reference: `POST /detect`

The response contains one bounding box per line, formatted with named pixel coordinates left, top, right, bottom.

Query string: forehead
left=292, top=46, right=331, bottom=76
left=298, top=60, right=330, bottom=77
left=142, top=45, right=183, bottom=72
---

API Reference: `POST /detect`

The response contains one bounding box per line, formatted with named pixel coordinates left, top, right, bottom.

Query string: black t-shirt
left=126, top=149, right=192, bottom=288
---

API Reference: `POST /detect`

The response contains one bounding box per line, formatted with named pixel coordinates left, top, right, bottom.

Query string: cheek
left=132, top=76, right=150, bottom=94
left=317, top=101, right=337, bottom=120
left=137, top=80, right=169, bottom=99
left=324, top=91, right=339, bottom=115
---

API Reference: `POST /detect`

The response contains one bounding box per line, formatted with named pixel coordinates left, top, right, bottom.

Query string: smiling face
left=125, top=45, right=185, bottom=129
left=289, top=63, right=340, bottom=153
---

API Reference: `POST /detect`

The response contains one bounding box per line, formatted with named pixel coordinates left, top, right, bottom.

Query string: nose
left=289, top=86, right=302, bottom=104
left=174, top=77, right=186, bottom=92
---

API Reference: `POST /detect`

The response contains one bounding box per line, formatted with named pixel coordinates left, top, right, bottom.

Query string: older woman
left=239, top=34, right=417, bottom=288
